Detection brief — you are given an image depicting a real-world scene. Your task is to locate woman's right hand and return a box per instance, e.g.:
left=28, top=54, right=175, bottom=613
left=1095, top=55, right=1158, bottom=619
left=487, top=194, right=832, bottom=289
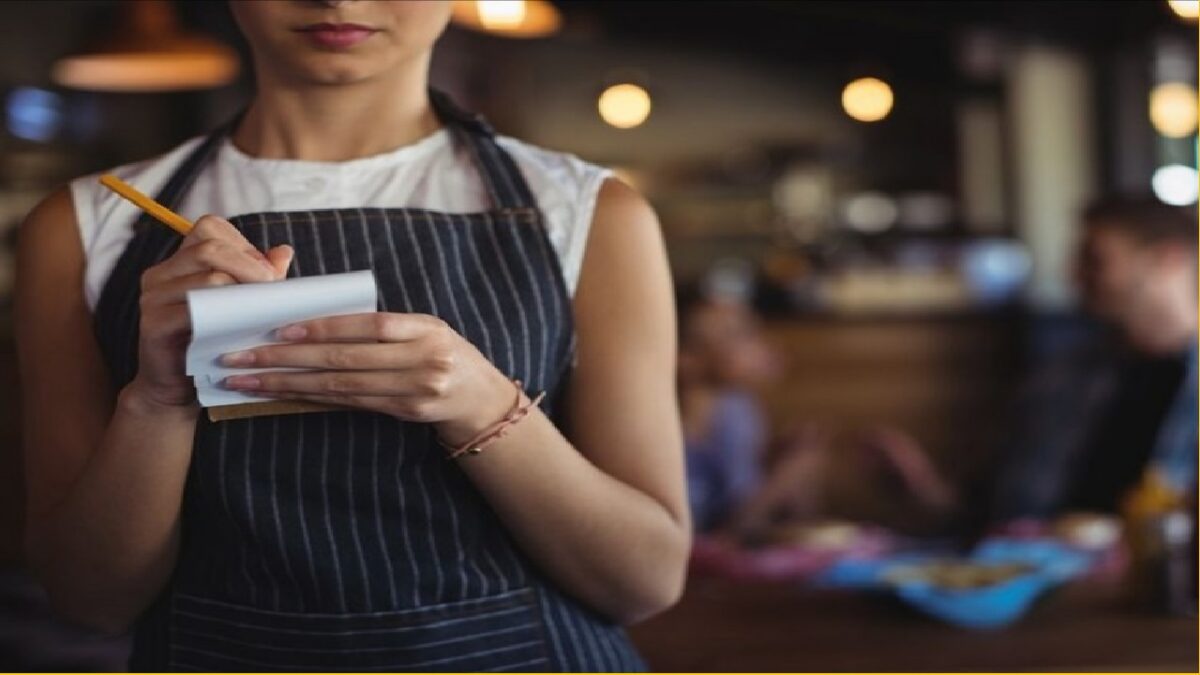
left=128, top=215, right=293, bottom=409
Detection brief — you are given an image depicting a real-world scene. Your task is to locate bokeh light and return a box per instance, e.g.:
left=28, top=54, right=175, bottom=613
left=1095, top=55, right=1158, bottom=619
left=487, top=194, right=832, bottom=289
left=478, top=0, right=526, bottom=29
left=1149, top=82, right=1198, bottom=138
left=1166, top=0, right=1199, bottom=19
left=842, top=77, right=894, bottom=122
left=450, top=1, right=561, bottom=38
left=6, top=87, right=63, bottom=142
left=598, top=83, right=652, bottom=129
left=1151, top=164, right=1199, bottom=205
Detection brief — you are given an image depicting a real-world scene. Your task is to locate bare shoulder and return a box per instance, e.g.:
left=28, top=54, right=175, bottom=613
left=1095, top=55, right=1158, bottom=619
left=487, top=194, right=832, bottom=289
left=16, top=185, right=87, bottom=325
left=20, top=185, right=77, bottom=235
left=593, top=177, right=658, bottom=228
left=581, top=177, right=666, bottom=278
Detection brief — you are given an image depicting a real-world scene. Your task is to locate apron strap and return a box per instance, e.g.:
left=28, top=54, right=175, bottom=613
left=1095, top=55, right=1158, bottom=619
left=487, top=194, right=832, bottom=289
left=132, top=114, right=241, bottom=233
left=429, top=88, right=538, bottom=212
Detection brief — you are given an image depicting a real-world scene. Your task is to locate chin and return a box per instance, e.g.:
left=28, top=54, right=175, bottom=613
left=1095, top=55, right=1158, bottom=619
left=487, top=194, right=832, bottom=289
left=287, top=55, right=387, bottom=86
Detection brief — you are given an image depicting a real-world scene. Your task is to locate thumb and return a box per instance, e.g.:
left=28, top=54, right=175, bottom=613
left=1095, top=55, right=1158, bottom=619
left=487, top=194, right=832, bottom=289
left=265, top=245, right=294, bottom=280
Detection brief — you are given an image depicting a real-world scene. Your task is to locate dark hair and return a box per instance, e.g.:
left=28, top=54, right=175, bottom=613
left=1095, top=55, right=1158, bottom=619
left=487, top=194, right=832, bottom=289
left=1082, top=195, right=1197, bottom=245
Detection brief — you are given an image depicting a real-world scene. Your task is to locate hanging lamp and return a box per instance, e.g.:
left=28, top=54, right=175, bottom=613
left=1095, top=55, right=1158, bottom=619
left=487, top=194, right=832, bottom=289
left=52, top=0, right=239, bottom=93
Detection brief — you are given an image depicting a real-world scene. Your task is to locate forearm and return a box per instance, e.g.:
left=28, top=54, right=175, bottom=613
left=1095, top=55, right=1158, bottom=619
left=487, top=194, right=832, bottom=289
left=453, top=410, right=690, bottom=624
left=27, top=384, right=198, bottom=633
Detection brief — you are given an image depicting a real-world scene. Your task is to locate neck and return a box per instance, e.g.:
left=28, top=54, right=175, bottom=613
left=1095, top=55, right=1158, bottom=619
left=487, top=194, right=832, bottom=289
left=232, top=61, right=441, bottom=162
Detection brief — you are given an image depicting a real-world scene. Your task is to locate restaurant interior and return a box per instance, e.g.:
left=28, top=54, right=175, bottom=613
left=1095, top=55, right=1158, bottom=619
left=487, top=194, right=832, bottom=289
left=0, top=0, right=1197, bottom=671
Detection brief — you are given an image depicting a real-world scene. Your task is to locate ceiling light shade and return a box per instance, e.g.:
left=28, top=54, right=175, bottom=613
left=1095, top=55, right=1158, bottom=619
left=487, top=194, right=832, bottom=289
left=52, top=0, right=238, bottom=92
left=451, top=1, right=562, bottom=38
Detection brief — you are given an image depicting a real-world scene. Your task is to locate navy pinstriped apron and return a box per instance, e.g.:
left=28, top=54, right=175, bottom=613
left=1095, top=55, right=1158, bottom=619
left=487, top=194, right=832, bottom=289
left=92, top=90, right=647, bottom=672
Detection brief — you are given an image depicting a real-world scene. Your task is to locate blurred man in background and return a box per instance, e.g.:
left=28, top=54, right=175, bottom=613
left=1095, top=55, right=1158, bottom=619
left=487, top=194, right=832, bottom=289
left=988, top=196, right=1197, bottom=520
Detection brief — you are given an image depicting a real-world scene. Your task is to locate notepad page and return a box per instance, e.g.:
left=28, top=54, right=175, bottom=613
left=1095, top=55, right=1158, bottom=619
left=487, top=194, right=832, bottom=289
left=185, top=269, right=379, bottom=407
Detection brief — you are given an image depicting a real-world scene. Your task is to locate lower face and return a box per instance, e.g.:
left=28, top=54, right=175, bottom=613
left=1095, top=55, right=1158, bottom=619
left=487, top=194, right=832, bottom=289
left=230, top=0, right=453, bottom=86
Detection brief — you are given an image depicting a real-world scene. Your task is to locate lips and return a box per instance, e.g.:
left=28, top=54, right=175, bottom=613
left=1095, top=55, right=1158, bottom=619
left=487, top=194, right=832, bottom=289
left=296, top=23, right=378, bottom=50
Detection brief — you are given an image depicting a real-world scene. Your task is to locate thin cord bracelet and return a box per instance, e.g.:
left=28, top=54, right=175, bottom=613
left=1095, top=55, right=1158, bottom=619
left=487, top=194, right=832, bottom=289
left=439, top=379, right=546, bottom=459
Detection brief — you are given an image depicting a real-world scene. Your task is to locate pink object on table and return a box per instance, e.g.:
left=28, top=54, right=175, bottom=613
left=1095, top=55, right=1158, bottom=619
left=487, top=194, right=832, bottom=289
left=689, top=530, right=895, bottom=582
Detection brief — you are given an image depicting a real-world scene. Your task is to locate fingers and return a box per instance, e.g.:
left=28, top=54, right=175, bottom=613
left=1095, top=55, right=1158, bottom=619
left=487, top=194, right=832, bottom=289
left=143, top=237, right=277, bottom=289
left=225, top=370, right=433, bottom=398
left=220, top=342, right=425, bottom=370
left=278, top=312, right=445, bottom=343
left=140, top=269, right=238, bottom=307
left=265, top=244, right=294, bottom=279
left=180, top=214, right=254, bottom=250
left=144, top=214, right=281, bottom=287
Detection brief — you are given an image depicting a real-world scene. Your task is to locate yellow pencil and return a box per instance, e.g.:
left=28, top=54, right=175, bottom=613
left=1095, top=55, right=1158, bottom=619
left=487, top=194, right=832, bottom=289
left=99, top=174, right=194, bottom=236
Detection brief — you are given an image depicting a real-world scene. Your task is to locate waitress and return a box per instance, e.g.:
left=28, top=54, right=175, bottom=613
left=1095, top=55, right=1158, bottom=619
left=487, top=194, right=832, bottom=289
left=17, top=1, right=688, bottom=670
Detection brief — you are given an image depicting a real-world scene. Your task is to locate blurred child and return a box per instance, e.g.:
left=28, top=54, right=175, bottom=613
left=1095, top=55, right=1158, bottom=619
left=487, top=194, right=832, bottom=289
left=678, top=286, right=960, bottom=538
left=677, top=288, right=777, bottom=532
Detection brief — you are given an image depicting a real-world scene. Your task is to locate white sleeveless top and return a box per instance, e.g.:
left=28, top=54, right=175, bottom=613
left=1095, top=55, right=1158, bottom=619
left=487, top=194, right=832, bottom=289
left=69, top=129, right=611, bottom=310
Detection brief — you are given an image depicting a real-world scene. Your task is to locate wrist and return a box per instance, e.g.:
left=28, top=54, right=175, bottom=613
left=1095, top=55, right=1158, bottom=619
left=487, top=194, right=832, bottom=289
left=119, top=381, right=200, bottom=421
left=434, top=371, right=526, bottom=447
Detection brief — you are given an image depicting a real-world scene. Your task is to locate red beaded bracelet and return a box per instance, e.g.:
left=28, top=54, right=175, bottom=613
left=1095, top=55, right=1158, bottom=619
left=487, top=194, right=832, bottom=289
left=439, top=379, right=546, bottom=460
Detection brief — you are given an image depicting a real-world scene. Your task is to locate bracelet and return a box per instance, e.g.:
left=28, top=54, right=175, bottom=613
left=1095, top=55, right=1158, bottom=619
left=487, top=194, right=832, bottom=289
left=439, top=379, right=546, bottom=460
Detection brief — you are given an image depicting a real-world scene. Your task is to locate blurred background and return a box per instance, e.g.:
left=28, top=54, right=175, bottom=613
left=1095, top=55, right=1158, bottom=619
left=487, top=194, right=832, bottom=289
left=0, top=0, right=1196, bottom=671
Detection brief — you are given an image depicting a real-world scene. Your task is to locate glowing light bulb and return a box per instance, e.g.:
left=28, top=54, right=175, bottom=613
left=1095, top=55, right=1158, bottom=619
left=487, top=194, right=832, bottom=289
left=1149, top=82, right=1198, bottom=138
left=450, top=0, right=560, bottom=38
left=598, top=83, right=652, bottom=129
left=1167, top=0, right=1199, bottom=19
left=1151, top=164, right=1199, bottom=206
left=842, top=77, right=894, bottom=122
left=477, top=1, right=526, bottom=29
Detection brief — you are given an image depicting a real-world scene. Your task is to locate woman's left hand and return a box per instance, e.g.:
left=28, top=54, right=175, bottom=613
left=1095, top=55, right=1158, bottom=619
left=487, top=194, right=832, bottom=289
left=220, top=312, right=516, bottom=445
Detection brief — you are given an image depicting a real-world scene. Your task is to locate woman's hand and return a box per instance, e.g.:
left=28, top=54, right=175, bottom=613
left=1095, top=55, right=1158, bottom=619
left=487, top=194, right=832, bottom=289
left=131, top=215, right=292, bottom=409
left=219, top=312, right=516, bottom=444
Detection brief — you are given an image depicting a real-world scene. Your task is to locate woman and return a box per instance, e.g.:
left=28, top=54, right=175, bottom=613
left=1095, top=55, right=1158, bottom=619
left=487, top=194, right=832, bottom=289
left=17, top=1, right=688, bottom=670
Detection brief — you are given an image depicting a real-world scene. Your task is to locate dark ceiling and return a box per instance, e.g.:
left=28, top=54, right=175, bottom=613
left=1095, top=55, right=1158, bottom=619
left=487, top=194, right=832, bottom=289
left=559, top=1, right=1195, bottom=83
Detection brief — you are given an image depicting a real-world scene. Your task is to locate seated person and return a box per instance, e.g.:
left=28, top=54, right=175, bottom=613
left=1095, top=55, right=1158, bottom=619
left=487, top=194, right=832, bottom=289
left=989, top=196, right=1197, bottom=520
left=677, top=287, right=775, bottom=533
left=871, top=196, right=1197, bottom=531
left=678, top=287, right=949, bottom=536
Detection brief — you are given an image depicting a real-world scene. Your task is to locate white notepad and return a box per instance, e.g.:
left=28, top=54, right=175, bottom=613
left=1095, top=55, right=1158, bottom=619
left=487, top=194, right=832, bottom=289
left=185, top=270, right=379, bottom=407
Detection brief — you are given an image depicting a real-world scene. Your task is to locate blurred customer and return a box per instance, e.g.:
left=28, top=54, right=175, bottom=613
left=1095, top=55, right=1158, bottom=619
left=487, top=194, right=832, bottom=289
left=874, top=197, right=1197, bottom=530
left=991, top=196, right=1197, bottom=519
left=678, top=287, right=948, bottom=535
left=678, top=287, right=777, bottom=532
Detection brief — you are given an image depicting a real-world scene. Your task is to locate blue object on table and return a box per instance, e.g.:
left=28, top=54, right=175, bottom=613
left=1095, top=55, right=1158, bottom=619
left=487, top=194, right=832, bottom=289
left=815, top=537, right=1095, bottom=629
left=891, top=568, right=1055, bottom=629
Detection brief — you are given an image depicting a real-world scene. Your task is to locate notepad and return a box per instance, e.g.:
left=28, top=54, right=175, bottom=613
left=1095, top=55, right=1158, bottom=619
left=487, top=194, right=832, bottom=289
left=186, top=270, right=379, bottom=416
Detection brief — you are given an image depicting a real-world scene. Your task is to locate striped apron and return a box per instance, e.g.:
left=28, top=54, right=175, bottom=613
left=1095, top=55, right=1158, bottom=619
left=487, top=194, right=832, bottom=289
left=92, top=90, right=647, bottom=672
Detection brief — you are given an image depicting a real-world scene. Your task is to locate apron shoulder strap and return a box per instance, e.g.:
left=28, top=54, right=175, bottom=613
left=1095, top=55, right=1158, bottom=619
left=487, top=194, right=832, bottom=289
left=132, top=115, right=239, bottom=233
left=429, top=88, right=537, bottom=212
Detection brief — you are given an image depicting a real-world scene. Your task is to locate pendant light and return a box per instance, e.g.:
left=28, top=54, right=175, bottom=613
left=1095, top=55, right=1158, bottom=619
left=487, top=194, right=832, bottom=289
left=52, top=0, right=239, bottom=93
left=450, top=1, right=562, bottom=39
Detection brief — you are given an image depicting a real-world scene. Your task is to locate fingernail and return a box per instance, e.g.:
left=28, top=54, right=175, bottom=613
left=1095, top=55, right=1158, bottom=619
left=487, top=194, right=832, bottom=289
left=221, top=350, right=256, bottom=366
left=224, top=375, right=260, bottom=389
left=277, top=325, right=307, bottom=340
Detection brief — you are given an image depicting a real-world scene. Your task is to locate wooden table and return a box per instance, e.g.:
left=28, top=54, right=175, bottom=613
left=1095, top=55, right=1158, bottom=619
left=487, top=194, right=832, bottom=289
left=628, top=576, right=1198, bottom=672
